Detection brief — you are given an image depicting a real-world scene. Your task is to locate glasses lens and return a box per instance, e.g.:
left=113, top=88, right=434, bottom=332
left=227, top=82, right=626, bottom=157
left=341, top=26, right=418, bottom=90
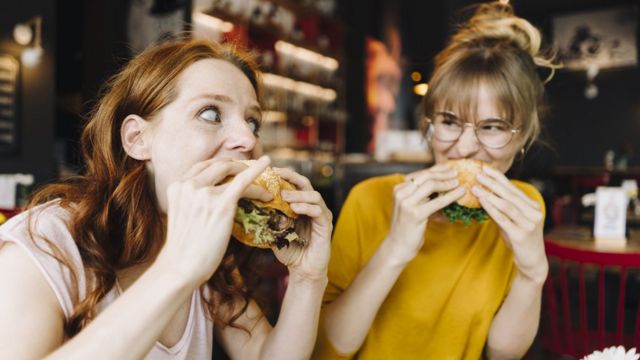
left=432, top=115, right=463, bottom=142
left=476, top=120, right=513, bottom=148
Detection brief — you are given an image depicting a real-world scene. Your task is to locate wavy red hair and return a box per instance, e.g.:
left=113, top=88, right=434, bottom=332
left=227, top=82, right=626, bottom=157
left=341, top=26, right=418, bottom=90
left=27, top=38, right=265, bottom=336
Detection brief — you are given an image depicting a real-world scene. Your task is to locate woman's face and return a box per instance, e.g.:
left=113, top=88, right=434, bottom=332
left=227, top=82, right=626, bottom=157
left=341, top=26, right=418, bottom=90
left=143, top=58, right=261, bottom=212
left=430, top=83, right=524, bottom=173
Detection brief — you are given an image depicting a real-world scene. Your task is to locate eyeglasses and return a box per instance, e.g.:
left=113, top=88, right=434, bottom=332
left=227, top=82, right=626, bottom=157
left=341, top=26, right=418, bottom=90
left=426, top=111, right=521, bottom=149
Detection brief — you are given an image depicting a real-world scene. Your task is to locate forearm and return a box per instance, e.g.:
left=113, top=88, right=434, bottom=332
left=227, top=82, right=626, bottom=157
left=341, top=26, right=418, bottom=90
left=259, top=274, right=327, bottom=360
left=486, top=272, right=545, bottom=360
left=46, top=264, right=193, bottom=360
left=322, top=239, right=409, bottom=355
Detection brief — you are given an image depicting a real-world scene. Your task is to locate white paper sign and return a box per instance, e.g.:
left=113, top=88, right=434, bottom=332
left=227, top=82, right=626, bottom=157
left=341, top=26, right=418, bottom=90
left=0, top=175, right=17, bottom=209
left=594, top=187, right=628, bottom=245
left=0, top=174, right=34, bottom=209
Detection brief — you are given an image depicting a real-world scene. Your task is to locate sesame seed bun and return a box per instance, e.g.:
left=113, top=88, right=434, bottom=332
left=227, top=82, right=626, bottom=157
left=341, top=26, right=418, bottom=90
left=236, top=160, right=297, bottom=219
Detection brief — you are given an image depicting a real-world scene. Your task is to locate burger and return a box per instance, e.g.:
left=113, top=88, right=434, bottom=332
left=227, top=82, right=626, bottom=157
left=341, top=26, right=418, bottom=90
left=231, top=160, right=305, bottom=249
left=442, top=159, right=489, bottom=226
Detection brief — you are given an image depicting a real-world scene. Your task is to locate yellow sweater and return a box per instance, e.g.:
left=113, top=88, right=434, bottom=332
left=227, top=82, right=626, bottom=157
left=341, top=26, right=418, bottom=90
left=314, top=174, right=544, bottom=360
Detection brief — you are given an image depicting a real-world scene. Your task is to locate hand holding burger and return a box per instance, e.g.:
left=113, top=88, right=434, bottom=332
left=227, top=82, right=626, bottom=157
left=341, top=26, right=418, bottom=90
left=231, top=160, right=306, bottom=249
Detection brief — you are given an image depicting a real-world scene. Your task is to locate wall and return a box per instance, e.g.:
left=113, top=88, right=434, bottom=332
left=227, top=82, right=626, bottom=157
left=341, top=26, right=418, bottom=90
left=520, top=0, right=640, bottom=168
left=0, top=0, right=56, bottom=186
left=545, top=68, right=640, bottom=167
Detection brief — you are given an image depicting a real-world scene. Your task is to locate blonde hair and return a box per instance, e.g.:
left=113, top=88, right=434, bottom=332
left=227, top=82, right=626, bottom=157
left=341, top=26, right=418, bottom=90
left=422, top=1, right=560, bottom=149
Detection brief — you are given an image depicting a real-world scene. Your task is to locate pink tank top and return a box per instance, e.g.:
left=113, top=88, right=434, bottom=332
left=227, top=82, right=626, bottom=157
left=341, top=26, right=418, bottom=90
left=0, top=203, right=213, bottom=359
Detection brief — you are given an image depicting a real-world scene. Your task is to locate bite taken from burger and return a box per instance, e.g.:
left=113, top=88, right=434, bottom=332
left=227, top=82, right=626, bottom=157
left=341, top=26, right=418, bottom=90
left=442, top=159, right=489, bottom=226
left=232, top=160, right=306, bottom=249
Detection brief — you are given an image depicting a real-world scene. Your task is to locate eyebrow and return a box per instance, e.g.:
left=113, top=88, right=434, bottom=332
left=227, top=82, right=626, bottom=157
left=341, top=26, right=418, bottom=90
left=191, top=93, right=261, bottom=113
left=436, top=110, right=506, bottom=122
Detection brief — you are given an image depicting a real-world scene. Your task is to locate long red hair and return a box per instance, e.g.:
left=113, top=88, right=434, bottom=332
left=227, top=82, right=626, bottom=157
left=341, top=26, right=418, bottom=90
left=28, top=38, right=265, bottom=336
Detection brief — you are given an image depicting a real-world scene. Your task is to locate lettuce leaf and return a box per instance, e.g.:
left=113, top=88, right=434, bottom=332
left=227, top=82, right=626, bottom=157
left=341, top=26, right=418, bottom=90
left=443, top=203, right=488, bottom=227
left=235, top=206, right=274, bottom=246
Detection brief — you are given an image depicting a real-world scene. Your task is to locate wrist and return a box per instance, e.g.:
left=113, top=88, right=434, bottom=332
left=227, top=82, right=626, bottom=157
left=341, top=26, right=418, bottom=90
left=287, top=271, right=328, bottom=289
left=380, top=237, right=417, bottom=267
left=515, top=266, right=548, bottom=288
left=150, top=253, right=203, bottom=290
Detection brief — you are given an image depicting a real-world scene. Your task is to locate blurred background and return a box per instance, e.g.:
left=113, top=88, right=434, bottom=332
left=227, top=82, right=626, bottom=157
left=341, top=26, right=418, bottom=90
left=0, top=0, right=639, bottom=219
left=1, top=0, right=640, bottom=358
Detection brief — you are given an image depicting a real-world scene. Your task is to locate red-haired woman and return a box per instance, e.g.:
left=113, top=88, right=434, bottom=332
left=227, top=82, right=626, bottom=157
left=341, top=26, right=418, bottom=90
left=0, top=39, right=332, bottom=359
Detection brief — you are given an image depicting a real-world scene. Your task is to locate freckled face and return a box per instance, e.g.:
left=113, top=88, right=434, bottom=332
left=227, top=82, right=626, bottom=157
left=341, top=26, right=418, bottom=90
left=143, top=58, right=262, bottom=211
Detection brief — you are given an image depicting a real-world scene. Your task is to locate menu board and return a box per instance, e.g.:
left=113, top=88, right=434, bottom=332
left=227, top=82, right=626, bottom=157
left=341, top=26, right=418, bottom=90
left=0, top=55, right=19, bottom=153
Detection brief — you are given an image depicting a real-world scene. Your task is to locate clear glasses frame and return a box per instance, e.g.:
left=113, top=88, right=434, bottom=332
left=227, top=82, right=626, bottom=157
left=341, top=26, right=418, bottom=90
left=425, top=111, right=521, bottom=149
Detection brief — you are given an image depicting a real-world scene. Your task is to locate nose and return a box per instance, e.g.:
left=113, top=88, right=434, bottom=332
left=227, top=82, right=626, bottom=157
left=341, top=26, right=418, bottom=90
left=455, top=123, right=480, bottom=156
left=224, top=119, right=257, bottom=153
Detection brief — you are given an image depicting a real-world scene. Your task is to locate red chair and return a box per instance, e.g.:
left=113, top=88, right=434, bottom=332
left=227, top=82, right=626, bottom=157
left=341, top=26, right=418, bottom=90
left=542, top=240, right=640, bottom=358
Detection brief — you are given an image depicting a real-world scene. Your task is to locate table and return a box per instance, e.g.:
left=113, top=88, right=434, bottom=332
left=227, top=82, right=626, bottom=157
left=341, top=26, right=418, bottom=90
left=545, top=226, right=640, bottom=253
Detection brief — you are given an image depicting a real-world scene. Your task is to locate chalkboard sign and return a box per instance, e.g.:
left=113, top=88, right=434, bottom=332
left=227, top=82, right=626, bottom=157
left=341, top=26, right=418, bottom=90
left=0, top=55, right=19, bottom=153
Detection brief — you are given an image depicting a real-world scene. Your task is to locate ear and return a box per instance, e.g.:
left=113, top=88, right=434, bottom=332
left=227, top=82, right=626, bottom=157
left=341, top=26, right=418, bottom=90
left=121, top=114, right=151, bottom=160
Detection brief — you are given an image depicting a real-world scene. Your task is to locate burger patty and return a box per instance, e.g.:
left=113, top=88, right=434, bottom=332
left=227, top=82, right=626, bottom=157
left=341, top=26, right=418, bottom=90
left=268, top=213, right=295, bottom=232
left=238, top=199, right=298, bottom=248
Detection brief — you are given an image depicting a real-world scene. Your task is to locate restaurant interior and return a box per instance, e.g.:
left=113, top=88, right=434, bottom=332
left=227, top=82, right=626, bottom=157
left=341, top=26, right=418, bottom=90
left=1, top=0, right=640, bottom=358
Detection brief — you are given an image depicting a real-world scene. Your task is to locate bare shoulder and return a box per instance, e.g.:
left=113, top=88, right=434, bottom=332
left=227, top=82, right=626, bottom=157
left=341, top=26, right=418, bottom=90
left=0, top=242, right=65, bottom=358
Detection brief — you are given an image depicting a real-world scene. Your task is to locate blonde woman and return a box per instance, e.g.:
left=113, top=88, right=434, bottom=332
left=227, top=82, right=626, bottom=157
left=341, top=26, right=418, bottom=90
left=315, top=2, right=557, bottom=359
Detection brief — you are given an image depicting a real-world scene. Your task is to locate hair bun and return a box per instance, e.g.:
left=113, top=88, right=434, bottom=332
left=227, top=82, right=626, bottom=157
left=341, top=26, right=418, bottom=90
left=451, top=1, right=560, bottom=80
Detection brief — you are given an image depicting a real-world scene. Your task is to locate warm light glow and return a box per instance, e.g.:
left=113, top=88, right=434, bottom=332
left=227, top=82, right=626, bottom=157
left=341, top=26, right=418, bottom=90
left=192, top=12, right=234, bottom=33
left=320, top=165, right=334, bottom=177
left=13, top=16, right=43, bottom=67
left=0, top=57, right=18, bottom=73
left=275, top=41, right=339, bottom=71
left=414, top=83, right=429, bottom=96
left=410, top=71, right=422, bottom=82
left=13, top=23, right=32, bottom=45
left=262, top=110, right=287, bottom=123
left=262, top=73, right=337, bottom=102
left=21, top=46, right=43, bottom=67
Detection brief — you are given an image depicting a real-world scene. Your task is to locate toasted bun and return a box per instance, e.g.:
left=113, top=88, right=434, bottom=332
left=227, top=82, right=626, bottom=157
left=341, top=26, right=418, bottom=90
left=448, top=159, right=485, bottom=209
left=237, top=160, right=298, bottom=219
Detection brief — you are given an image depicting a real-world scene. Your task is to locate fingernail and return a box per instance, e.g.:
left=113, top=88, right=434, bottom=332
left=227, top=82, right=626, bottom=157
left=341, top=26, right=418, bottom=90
left=281, top=190, right=292, bottom=199
left=472, top=186, right=483, bottom=196
left=476, top=173, right=487, bottom=181
left=451, top=179, right=459, bottom=186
